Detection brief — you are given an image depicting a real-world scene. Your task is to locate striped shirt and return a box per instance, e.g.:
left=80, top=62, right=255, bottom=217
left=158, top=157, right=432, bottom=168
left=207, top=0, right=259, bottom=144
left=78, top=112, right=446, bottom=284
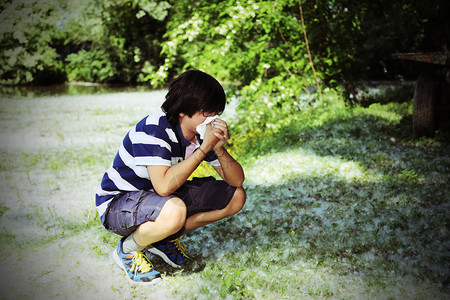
left=95, top=113, right=219, bottom=223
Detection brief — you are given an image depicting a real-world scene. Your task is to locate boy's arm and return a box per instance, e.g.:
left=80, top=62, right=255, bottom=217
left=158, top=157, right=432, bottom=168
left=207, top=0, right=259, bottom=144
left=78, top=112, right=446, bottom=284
left=147, top=156, right=199, bottom=197
left=147, top=129, right=220, bottom=197
left=210, top=119, right=245, bottom=187
left=212, top=148, right=245, bottom=187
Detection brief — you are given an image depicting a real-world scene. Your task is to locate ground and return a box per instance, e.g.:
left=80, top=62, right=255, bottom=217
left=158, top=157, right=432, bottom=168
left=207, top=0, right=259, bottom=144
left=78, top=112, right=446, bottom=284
left=0, top=88, right=448, bottom=299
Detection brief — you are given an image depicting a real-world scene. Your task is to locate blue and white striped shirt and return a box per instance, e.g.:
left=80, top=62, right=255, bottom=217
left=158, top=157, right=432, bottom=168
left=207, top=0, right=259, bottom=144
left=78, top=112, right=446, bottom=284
left=95, top=113, right=219, bottom=223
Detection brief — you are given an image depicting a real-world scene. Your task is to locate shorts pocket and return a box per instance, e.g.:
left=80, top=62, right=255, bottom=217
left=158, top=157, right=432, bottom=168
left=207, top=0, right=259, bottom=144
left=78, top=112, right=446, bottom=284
left=117, top=193, right=142, bottom=231
left=105, top=192, right=140, bottom=236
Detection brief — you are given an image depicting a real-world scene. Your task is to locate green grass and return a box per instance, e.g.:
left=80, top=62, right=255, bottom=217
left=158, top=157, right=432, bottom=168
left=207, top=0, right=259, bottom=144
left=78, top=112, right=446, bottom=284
left=0, top=91, right=448, bottom=299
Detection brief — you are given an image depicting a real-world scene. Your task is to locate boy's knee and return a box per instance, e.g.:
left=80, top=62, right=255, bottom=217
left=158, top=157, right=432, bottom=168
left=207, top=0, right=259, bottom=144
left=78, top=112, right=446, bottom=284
left=226, top=187, right=246, bottom=216
left=159, top=197, right=187, bottom=233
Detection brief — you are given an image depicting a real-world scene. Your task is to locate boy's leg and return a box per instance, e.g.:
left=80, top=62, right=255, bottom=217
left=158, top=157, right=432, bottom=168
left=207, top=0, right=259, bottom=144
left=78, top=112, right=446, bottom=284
left=184, top=186, right=246, bottom=231
left=105, top=191, right=186, bottom=247
left=104, top=190, right=186, bottom=284
left=133, top=196, right=186, bottom=247
left=146, top=181, right=246, bottom=268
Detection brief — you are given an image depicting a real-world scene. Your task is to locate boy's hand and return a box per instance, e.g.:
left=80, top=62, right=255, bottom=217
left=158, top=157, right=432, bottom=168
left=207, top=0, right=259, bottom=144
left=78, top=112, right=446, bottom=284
left=211, top=119, right=229, bottom=154
left=202, top=121, right=221, bottom=150
left=202, top=119, right=229, bottom=151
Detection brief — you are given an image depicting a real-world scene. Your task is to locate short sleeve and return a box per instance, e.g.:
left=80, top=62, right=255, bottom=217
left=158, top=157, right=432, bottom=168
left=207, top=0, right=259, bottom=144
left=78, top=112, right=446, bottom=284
left=130, top=115, right=173, bottom=166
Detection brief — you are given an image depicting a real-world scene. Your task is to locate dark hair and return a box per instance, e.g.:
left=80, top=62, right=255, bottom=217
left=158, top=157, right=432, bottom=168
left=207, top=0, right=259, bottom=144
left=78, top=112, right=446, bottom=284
left=161, top=69, right=226, bottom=125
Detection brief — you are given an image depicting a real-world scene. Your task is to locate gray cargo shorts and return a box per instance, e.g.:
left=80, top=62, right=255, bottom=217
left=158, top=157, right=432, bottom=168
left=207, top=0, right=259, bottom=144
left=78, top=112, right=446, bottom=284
left=103, top=176, right=237, bottom=236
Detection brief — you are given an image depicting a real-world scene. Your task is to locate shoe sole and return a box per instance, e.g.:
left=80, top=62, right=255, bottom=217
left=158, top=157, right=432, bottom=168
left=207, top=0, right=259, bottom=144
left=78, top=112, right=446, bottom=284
left=112, top=250, right=162, bottom=286
left=146, top=247, right=182, bottom=269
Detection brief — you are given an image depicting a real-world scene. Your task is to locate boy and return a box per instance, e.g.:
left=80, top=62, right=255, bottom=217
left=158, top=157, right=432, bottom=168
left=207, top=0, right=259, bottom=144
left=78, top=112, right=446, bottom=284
left=95, top=70, right=246, bottom=285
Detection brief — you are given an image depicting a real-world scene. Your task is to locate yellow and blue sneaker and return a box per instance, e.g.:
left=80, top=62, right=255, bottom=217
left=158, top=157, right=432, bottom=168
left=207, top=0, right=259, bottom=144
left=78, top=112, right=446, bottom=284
left=113, top=238, right=161, bottom=285
left=146, top=236, right=194, bottom=268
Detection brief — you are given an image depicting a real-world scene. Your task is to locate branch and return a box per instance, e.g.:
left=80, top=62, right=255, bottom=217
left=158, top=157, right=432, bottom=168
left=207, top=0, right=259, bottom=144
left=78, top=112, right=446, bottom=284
left=278, top=23, right=293, bottom=53
left=278, top=23, right=310, bottom=96
left=299, top=0, right=322, bottom=101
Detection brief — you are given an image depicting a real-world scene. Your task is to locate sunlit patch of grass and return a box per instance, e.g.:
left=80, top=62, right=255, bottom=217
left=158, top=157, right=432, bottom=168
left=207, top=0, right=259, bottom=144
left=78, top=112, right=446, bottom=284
left=243, top=148, right=377, bottom=188
left=361, top=102, right=412, bottom=124
left=0, top=205, right=104, bottom=248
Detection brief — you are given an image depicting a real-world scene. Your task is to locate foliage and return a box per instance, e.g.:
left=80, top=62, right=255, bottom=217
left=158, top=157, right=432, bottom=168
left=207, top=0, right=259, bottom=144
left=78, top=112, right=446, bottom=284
left=1, top=0, right=448, bottom=101
left=60, top=0, right=170, bottom=83
left=0, top=0, right=170, bottom=84
left=0, top=0, right=65, bottom=84
left=150, top=0, right=449, bottom=130
left=65, top=49, right=115, bottom=82
left=316, top=0, right=450, bottom=101
left=151, top=0, right=324, bottom=131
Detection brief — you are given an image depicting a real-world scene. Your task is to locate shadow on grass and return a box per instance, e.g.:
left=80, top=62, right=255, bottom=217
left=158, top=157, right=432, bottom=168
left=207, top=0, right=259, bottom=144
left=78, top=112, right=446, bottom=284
left=187, top=172, right=448, bottom=291
left=186, top=104, right=449, bottom=292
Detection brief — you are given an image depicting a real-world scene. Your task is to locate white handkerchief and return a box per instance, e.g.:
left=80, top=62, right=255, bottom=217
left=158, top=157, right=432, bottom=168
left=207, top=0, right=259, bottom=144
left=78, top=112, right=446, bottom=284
left=196, top=116, right=219, bottom=139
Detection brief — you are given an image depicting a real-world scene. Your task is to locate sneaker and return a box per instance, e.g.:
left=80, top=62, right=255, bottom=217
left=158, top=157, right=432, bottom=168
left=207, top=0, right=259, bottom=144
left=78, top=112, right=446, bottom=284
left=146, top=236, right=194, bottom=268
left=113, top=238, right=162, bottom=285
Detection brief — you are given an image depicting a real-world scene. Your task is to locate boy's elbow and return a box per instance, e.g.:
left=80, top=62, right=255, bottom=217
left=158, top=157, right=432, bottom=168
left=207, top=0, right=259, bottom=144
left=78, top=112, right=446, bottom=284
left=157, top=190, right=172, bottom=197
left=153, top=184, right=173, bottom=197
left=234, top=174, right=245, bottom=187
left=147, top=166, right=175, bottom=197
left=233, top=179, right=245, bottom=188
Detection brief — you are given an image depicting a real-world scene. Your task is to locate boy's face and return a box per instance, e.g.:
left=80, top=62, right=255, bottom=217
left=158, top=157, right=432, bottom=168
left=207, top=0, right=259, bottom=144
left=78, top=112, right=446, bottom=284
left=179, top=111, right=217, bottom=138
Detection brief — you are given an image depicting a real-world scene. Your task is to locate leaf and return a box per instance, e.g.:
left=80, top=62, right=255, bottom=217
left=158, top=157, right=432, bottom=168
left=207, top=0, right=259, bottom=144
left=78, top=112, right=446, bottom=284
left=225, top=273, right=233, bottom=287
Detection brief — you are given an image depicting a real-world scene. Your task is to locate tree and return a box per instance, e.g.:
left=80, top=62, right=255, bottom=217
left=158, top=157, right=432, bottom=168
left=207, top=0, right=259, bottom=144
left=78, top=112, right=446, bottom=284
left=151, top=0, right=449, bottom=129
left=0, top=0, right=171, bottom=84
left=151, top=0, right=324, bottom=131
left=1, top=0, right=447, bottom=105
left=62, top=0, right=170, bottom=83
left=0, top=0, right=65, bottom=84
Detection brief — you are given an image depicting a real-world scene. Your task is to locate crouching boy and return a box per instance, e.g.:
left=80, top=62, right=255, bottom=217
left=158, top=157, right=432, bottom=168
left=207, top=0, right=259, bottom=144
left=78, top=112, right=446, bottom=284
left=95, top=70, right=246, bottom=284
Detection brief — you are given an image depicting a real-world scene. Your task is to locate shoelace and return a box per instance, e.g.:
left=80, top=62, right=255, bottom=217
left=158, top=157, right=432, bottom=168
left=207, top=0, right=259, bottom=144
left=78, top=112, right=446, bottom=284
left=172, top=236, right=191, bottom=259
left=130, top=251, right=152, bottom=274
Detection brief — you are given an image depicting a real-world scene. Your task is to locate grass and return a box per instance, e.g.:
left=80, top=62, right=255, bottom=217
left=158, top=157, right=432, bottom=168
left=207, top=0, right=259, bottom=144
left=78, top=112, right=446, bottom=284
left=0, top=89, right=448, bottom=299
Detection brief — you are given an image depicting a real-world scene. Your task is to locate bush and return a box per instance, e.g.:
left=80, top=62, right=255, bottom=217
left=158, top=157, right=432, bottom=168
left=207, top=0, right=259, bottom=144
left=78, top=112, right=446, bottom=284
left=65, top=49, right=116, bottom=83
left=0, top=0, right=65, bottom=84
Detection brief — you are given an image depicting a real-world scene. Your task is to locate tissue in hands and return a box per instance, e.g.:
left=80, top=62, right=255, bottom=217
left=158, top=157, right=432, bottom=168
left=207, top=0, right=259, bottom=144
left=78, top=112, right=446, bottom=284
left=196, top=116, right=219, bottom=139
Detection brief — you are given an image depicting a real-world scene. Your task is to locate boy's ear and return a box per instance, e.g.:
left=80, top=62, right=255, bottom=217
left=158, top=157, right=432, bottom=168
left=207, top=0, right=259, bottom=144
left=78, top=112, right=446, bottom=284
left=179, top=112, right=185, bottom=117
